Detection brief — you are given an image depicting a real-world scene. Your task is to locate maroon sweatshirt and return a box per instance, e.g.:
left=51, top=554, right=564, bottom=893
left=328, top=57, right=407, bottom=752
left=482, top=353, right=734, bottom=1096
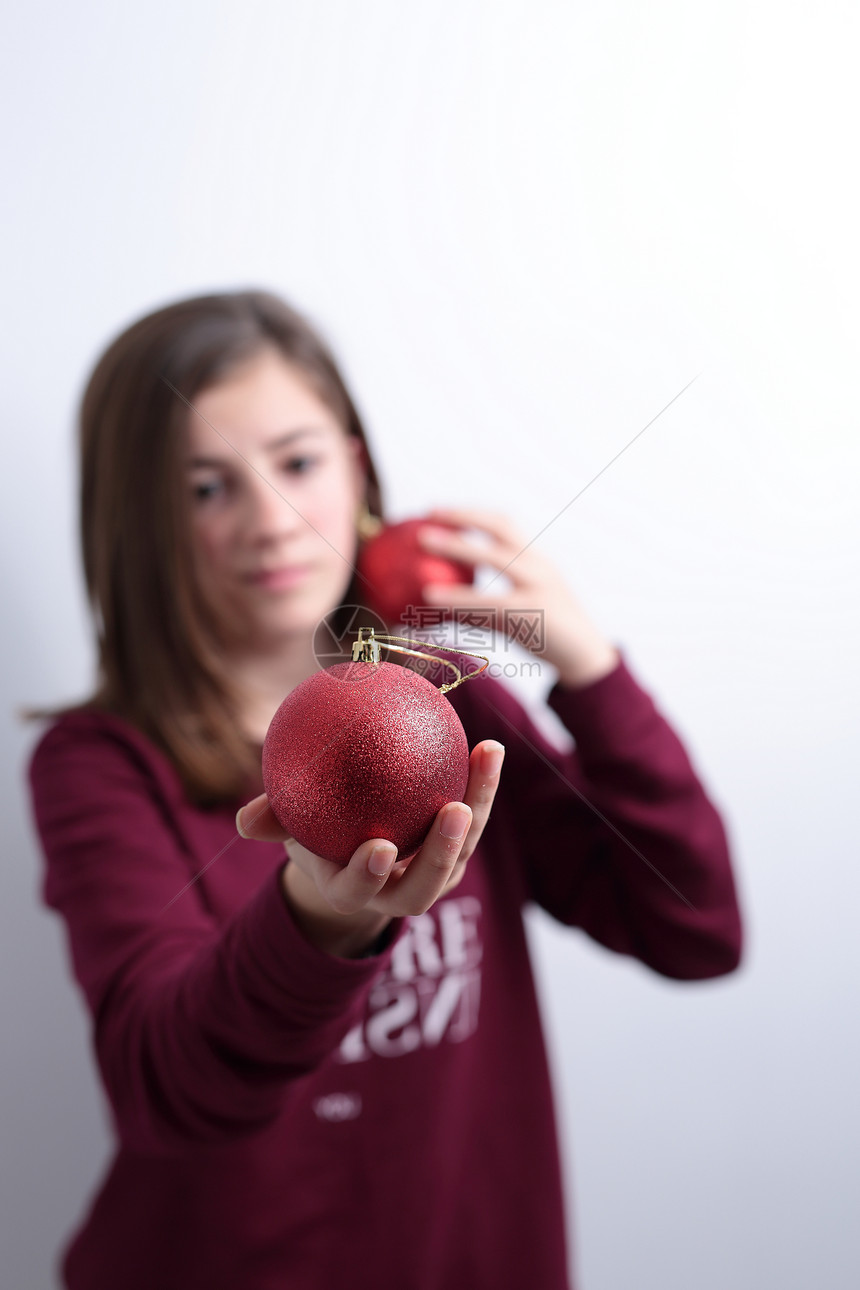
left=28, top=652, right=742, bottom=1290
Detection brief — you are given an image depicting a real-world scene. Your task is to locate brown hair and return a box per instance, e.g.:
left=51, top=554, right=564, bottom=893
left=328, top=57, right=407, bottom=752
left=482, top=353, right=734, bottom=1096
left=40, top=288, right=384, bottom=806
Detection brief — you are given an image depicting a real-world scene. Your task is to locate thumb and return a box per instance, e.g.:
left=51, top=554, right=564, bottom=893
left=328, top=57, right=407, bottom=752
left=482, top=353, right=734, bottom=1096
left=236, top=794, right=292, bottom=842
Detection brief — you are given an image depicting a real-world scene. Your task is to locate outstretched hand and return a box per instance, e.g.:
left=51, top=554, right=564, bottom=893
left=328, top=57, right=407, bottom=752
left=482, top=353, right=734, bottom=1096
left=237, top=739, right=505, bottom=958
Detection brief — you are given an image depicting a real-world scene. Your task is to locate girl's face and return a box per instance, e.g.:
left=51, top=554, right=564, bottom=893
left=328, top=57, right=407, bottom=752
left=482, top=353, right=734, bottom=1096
left=184, top=346, right=366, bottom=655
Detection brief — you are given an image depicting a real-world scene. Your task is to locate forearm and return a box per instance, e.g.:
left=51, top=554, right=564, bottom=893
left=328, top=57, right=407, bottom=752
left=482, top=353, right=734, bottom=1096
left=544, top=662, right=743, bottom=975
left=538, top=594, right=621, bottom=690
left=468, top=658, right=742, bottom=979
left=31, top=720, right=400, bottom=1158
left=95, top=867, right=394, bottom=1154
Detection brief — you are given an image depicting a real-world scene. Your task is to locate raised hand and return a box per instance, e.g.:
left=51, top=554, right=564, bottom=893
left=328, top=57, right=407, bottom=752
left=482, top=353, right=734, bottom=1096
left=417, top=506, right=619, bottom=688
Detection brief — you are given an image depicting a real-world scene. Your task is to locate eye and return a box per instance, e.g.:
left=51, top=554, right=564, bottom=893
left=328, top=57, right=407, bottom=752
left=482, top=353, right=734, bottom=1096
left=190, top=475, right=227, bottom=503
left=282, top=455, right=321, bottom=476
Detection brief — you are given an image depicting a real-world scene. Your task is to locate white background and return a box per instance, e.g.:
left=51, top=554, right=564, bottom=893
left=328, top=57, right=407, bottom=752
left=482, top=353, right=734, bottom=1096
left=1, top=2, right=858, bottom=1286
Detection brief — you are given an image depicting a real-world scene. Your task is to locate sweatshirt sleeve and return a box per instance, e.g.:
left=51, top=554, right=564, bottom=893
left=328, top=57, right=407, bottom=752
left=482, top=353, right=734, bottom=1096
left=458, top=652, right=743, bottom=981
left=27, top=714, right=400, bottom=1157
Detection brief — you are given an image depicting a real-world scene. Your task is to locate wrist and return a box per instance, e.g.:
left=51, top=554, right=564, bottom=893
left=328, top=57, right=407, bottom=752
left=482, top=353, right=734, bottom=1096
left=539, top=600, right=620, bottom=689
left=553, top=640, right=620, bottom=689
left=280, top=861, right=392, bottom=960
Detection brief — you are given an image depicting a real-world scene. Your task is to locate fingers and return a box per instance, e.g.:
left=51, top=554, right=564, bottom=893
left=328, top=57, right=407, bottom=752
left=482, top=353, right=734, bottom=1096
left=458, top=740, right=505, bottom=861
left=375, top=802, right=474, bottom=914
left=376, top=739, right=506, bottom=913
left=236, top=794, right=292, bottom=843
left=439, top=739, right=506, bottom=893
left=417, top=513, right=535, bottom=606
left=423, top=506, right=524, bottom=548
left=287, top=835, right=400, bottom=916
left=417, top=520, right=519, bottom=574
left=241, top=739, right=506, bottom=921
left=420, top=583, right=500, bottom=616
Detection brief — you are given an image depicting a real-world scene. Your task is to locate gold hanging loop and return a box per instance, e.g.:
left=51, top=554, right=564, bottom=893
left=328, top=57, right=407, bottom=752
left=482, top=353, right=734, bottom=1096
left=351, top=627, right=489, bottom=694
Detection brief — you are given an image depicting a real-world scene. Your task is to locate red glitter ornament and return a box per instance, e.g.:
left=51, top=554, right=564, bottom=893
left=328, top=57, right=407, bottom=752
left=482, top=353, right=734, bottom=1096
left=356, top=517, right=473, bottom=625
left=262, top=659, right=471, bottom=867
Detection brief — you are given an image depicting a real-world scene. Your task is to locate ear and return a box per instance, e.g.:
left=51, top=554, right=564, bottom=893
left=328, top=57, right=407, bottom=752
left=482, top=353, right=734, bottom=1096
left=346, top=434, right=368, bottom=502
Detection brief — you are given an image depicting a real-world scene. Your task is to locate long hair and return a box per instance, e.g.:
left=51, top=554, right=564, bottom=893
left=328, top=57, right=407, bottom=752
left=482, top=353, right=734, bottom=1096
left=41, top=289, right=385, bottom=806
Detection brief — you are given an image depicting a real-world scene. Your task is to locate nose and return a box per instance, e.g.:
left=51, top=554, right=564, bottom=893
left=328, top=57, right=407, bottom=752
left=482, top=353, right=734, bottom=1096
left=242, top=472, right=305, bottom=546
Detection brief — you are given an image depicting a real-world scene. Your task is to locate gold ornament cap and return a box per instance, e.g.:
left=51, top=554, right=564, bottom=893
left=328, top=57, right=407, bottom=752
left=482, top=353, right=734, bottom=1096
left=351, top=627, right=488, bottom=694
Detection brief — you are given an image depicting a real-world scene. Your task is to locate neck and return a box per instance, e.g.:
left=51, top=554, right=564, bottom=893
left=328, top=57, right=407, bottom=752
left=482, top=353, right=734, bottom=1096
left=228, top=638, right=327, bottom=744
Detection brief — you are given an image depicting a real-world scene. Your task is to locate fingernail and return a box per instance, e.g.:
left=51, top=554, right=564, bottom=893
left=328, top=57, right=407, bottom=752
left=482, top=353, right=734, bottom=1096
left=235, top=807, right=249, bottom=838
left=440, top=805, right=471, bottom=841
left=368, top=844, right=397, bottom=877
left=480, top=741, right=505, bottom=776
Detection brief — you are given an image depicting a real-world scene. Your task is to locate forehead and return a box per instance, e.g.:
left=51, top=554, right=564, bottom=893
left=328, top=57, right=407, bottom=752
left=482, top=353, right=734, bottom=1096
left=184, top=347, right=344, bottom=454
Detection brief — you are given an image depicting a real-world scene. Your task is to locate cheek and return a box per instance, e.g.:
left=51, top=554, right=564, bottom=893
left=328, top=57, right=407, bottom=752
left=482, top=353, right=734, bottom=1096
left=308, top=473, right=360, bottom=549
left=190, top=516, right=232, bottom=576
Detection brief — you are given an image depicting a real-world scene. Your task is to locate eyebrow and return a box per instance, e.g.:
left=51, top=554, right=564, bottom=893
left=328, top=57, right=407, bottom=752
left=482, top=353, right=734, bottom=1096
left=187, top=425, right=327, bottom=467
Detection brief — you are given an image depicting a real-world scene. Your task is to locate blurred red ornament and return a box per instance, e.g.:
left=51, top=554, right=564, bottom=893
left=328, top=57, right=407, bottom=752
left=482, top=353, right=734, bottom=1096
left=356, top=517, right=473, bottom=625
left=262, top=659, right=470, bottom=867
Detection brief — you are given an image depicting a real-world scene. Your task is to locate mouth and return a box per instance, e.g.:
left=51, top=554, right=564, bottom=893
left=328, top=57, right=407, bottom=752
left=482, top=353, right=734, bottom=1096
left=244, top=565, right=313, bottom=590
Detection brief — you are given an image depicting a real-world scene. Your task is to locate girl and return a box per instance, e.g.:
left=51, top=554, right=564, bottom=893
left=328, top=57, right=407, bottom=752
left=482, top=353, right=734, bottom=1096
left=28, top=288, right=743, bottom=1289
